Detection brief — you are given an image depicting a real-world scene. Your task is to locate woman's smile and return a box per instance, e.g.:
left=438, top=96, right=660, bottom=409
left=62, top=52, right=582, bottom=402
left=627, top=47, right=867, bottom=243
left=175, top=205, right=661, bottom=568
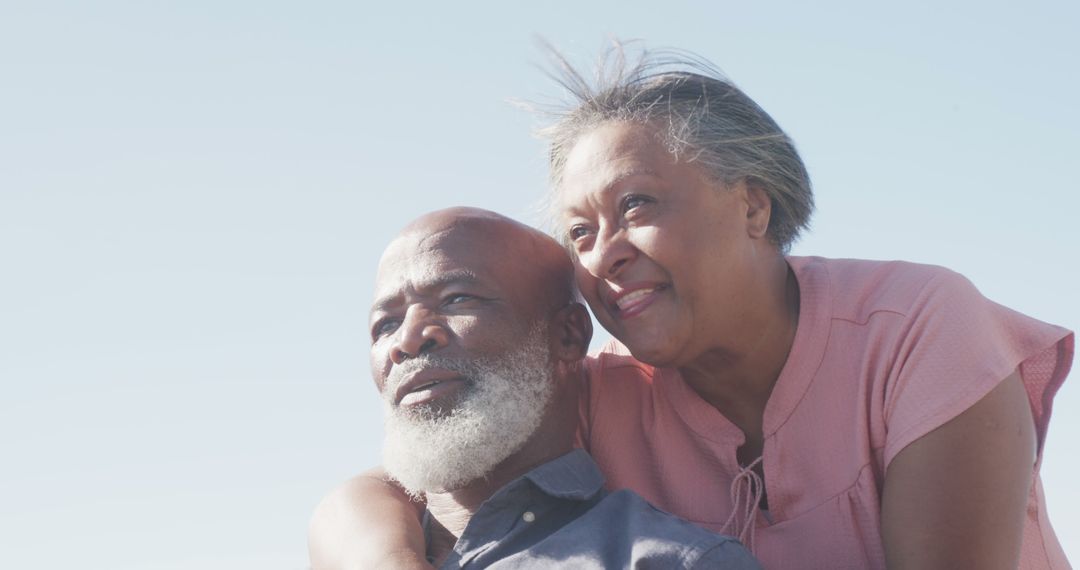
left=609, top=282, right=668, bottom=318
left=558, top=121, right=769, bottom=366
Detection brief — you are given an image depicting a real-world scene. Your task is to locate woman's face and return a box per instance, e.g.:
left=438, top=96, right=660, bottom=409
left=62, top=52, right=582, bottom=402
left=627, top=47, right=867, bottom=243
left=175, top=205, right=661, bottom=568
left=557, top=121, right=772, bottom=366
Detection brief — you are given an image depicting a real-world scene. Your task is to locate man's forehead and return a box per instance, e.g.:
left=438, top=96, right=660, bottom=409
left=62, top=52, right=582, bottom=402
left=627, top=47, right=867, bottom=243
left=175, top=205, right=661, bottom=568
left=376, top=250, right=482, bottom=289
left=370, top=210, right=568, bottom=315
left=380, top=227, right=499, bottom=274
left=372, top=232, right=500, bottom=305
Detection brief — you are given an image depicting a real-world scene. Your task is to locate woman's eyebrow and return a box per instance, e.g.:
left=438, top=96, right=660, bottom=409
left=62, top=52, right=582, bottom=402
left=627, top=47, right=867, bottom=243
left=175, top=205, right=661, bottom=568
left=561, top=169, right=660, bottom=218
left=601, top=168, right=659, bottom=193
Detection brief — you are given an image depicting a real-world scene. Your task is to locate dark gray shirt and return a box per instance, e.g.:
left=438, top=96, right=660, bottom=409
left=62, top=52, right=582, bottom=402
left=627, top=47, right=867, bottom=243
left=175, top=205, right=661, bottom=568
left=428, top=450, right=760, bottom=569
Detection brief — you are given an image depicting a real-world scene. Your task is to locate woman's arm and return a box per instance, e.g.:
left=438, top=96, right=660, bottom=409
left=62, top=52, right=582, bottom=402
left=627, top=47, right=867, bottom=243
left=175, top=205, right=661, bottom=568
left=881, top=370, right=1035, bottom=569
left=308, top=467, right=432, bottom=570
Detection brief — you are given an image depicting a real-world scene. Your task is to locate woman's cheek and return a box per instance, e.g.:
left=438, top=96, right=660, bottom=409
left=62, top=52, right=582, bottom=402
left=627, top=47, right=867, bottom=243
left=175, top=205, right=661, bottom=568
left=573, top=272, right=605, bottom=314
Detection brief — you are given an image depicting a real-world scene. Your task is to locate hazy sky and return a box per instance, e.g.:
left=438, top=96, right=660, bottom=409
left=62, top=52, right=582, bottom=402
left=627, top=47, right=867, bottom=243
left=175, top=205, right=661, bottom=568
left=2, top=1, right=1077, bottom=568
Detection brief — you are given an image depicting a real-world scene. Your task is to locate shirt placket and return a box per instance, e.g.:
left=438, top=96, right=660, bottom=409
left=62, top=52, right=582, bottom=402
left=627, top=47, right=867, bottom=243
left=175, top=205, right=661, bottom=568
left=453, top=483, right=553, bottom=567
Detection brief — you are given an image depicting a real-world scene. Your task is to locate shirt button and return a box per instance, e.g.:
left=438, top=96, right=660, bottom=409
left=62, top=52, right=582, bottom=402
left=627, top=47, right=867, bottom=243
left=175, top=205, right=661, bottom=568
left=522, top=511, right=536, bottom=523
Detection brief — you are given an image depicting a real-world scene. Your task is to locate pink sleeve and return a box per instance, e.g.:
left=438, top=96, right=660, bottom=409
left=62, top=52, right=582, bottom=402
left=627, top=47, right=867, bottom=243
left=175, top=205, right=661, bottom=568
left=882, top=269, right=1074, bottom=468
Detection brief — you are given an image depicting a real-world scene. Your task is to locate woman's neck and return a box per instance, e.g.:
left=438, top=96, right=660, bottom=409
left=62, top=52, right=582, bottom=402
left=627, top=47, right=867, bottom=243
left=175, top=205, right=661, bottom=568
left=677, top=256, right=800, bottom=442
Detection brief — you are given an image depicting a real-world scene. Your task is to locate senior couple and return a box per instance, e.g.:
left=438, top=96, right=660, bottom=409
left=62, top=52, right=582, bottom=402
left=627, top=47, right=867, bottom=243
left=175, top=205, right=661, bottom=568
left=310, top=50, right=1074, bottom=569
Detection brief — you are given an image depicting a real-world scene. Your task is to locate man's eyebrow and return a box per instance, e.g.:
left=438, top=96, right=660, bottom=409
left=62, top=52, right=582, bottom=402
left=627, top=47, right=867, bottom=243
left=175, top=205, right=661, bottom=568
left=370, top=269, right=481, bottom=314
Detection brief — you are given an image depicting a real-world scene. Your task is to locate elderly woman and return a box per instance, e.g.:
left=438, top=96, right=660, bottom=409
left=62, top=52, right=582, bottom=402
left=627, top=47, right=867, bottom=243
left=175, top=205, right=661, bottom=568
left=311, top=50, right=1073, bottom=569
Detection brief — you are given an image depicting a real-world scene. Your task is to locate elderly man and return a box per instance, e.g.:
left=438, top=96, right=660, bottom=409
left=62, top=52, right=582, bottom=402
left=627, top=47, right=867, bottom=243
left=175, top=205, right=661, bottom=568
left=309, top=207, right=759, bottom=569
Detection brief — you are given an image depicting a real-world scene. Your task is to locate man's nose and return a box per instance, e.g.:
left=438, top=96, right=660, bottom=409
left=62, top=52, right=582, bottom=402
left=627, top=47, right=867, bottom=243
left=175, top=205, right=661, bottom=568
left=389, top=307, right=449, bottom=365
left=580, top=224, right=635, bottom=279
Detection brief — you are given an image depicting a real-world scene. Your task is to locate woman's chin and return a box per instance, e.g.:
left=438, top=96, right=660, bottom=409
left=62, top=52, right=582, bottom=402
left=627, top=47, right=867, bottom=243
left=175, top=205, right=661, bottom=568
left=620, top=334, right=682, bottom=368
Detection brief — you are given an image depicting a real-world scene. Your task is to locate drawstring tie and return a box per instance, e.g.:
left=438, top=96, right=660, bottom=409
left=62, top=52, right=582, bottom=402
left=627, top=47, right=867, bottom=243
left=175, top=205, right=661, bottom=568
left=720, top=456, right=764, bottom=554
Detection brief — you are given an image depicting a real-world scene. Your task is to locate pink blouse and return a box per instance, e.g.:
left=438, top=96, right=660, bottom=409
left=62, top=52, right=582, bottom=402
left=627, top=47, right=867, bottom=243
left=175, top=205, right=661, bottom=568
left=576, top=256, right=1073, bottom=569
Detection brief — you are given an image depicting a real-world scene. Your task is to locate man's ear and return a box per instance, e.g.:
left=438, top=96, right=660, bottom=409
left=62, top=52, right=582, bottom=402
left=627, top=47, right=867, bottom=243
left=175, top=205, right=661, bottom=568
left=550, top=302, right=592, bottom=362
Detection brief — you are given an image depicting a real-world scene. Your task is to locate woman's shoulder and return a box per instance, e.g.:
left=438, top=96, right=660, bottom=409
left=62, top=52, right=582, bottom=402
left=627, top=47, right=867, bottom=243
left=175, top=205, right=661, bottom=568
left=789, top=255, right=980, bottom=322
left=588, top=338, right=655, bottom=376
left=795, top=255, right=956, bottom=278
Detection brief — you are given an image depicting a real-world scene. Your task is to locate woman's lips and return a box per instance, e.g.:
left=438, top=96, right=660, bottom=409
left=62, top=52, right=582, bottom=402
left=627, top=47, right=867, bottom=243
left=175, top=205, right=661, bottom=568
left=610, top=283, right=667, bottom=319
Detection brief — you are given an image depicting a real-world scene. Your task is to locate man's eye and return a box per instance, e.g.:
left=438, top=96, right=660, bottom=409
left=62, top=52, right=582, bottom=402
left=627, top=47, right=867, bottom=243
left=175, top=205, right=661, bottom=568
left=371, top=319, right=400, bottom=339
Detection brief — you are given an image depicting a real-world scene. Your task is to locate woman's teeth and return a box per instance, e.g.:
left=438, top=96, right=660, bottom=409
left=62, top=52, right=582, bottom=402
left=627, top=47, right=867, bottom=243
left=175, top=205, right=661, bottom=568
left=616, top=287, right=659, bottom=310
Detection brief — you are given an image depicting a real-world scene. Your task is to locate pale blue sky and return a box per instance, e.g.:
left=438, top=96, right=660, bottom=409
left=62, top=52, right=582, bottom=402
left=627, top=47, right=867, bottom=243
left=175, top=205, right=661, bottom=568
left=1, top=1, right=1077, bottom=568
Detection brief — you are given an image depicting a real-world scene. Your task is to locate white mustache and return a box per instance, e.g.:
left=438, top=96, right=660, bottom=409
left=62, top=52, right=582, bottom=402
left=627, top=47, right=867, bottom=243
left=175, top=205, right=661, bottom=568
left=383, top=355, right=478, bottom=404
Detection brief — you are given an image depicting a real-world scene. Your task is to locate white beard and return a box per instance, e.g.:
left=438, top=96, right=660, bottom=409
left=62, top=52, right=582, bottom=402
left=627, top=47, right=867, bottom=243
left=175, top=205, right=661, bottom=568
left=380, top=324, right=554, bottom=498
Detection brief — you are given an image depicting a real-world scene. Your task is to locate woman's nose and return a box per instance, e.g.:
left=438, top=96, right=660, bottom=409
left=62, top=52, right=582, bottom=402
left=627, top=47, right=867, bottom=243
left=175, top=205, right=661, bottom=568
left=580, top=225, right=634, bottom=279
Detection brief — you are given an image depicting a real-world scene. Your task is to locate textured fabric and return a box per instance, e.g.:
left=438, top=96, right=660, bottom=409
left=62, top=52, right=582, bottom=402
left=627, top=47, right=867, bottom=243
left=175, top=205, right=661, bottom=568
left=576, top=256, right=1074, bottom=569
left=432, top=449, right=760, bottom=569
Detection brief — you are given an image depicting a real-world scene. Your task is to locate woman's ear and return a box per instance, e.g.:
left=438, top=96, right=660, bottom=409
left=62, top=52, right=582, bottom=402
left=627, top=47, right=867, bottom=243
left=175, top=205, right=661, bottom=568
left=550, top=302, right=593, bottom=362
left=743, top=180, right=772, bottom=240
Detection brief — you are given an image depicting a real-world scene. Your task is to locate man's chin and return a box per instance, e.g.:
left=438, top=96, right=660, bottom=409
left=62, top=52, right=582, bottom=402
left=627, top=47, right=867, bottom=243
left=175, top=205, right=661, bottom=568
left=419, top=482, right=459, bottom=495
left=382, top=410, right=530, bottom=499
left=381, top=326, right=554, bottom=497
left=383, top=454, right=488, bottom=499
left=394, top=399, right=464, bottom=422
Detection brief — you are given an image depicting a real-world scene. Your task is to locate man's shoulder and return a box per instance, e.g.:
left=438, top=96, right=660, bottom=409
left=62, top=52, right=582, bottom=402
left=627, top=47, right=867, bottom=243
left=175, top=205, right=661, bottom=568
left=459, top=452, right=760, bottom=569
left=500, top=486, right=759, bottom=569
left=586, top=489, right=758, bottom=567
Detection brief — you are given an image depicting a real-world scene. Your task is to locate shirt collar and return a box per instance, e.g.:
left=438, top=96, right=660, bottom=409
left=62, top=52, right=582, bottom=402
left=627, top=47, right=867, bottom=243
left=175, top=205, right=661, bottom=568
left=426, top=450, right=606, bottom=567
left=522, top=449, right=605, bottom=501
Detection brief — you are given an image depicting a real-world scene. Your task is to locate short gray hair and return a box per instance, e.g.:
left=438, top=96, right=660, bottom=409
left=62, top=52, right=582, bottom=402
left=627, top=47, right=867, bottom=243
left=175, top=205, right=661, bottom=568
left=540, top=45, right=814, bottom=251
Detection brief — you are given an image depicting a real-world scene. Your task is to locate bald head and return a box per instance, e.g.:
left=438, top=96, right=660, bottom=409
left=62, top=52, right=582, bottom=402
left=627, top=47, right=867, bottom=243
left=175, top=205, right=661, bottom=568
left=377, top=207, right=576, bottom=322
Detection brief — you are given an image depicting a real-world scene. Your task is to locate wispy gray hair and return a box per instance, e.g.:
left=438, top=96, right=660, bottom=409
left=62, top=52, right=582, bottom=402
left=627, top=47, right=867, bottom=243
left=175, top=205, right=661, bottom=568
left=538, top=42, right=814, bottom=251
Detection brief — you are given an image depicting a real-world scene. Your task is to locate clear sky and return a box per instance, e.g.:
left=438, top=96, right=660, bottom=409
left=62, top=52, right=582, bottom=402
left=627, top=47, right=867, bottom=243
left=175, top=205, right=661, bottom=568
left=1, top=1, right=1077, bottom=568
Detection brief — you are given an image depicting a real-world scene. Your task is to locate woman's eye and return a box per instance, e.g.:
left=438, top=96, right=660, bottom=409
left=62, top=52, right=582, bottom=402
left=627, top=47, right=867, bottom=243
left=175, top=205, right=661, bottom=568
left=568, top=225, right=591, bottom=241
left=621, top=194, right=652, bottom=213
left=443, top=294, right=473, bottom=306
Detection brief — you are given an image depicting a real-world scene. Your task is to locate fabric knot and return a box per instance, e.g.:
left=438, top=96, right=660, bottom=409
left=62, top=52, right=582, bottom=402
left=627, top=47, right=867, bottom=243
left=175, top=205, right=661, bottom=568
left=719, top=456, right=764, bottom=554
